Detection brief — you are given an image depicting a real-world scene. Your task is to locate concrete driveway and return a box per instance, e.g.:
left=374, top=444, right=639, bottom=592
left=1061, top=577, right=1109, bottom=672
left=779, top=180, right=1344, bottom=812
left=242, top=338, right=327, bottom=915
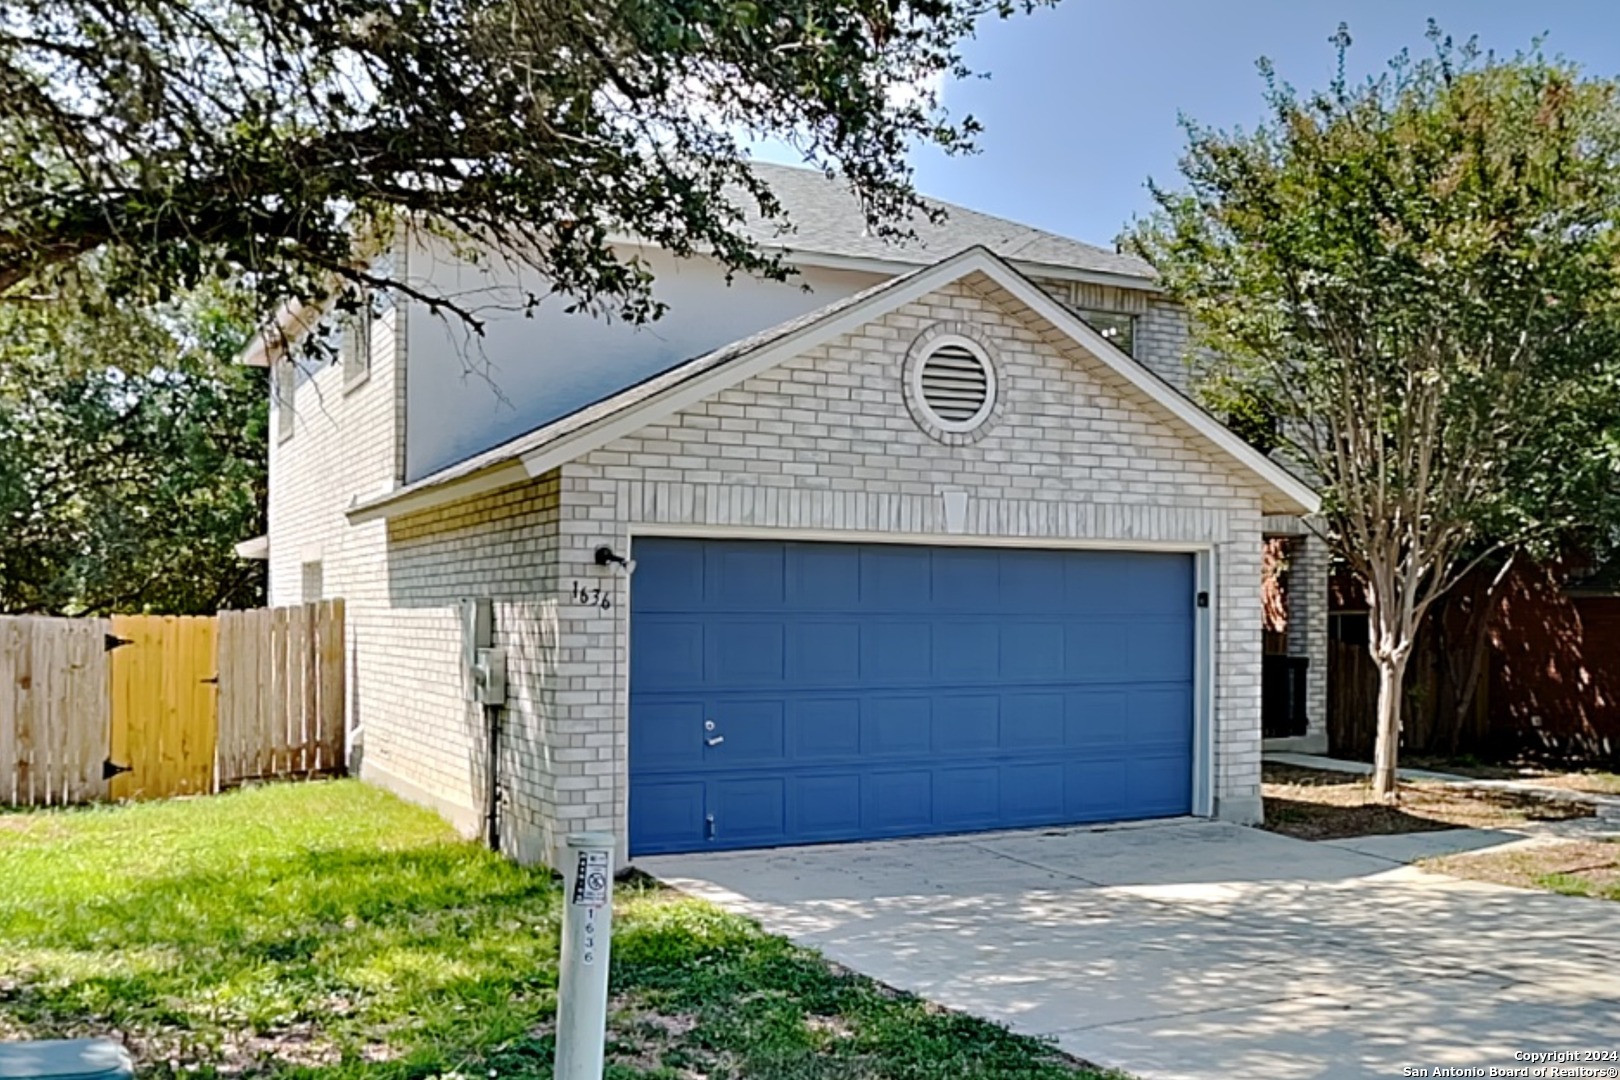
left=639, top=821, right=1620, bottom=1080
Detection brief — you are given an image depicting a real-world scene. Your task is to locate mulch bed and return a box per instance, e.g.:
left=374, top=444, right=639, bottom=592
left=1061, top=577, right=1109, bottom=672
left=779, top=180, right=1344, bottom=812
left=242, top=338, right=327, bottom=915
left=1261, top=763, right=1594, bottom=841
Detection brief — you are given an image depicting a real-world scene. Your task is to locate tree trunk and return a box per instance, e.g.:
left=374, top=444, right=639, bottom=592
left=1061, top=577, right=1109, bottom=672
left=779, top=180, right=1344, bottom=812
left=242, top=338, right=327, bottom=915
left=1371, top=654, right=1408, bottom=802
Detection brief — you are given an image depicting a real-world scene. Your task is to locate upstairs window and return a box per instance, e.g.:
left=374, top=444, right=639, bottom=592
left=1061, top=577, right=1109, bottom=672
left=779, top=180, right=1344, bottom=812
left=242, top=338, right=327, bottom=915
left=340, top=299, right=373, bottom=389
left=1075, top=308, right=1135, bottom=357
left=275, top=360, right=295, bottom=443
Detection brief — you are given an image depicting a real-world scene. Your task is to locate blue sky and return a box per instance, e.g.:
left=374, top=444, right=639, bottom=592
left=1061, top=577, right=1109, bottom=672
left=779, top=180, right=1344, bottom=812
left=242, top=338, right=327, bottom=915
left=818, top=1, right=1620, bottom=249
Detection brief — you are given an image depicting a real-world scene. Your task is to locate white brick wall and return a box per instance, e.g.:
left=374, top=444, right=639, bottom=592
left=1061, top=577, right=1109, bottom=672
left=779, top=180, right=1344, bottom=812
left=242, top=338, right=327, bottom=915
left=549, top=273, right=1269, bottom=861
left=266, top=282, right=503, bottom=838
left=271, top=268, right=1274, bottom=866
left=380, top=479, right=564, bottom=860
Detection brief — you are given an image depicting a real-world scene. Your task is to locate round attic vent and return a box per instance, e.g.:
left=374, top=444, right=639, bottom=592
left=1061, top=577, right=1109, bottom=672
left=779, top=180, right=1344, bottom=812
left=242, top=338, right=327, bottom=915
left=913, top=337, right=996, bottom=432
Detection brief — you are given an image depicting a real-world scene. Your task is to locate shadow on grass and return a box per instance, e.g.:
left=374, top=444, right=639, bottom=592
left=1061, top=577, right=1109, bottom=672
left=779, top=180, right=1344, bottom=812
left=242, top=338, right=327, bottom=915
left=2, top=786, right=1109, bottom=1080
left=4, top=835, right=565, bottom=1079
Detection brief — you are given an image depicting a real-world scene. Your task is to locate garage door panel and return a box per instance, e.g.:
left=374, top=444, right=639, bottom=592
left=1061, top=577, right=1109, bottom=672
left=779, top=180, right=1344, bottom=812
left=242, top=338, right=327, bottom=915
left=707, top=544, right=785, bottom=607
left=631, top=541, right=705, bottom=611
left=1063, top=689, right=1130, bottom=745
left=932, top=549, right=1001, bottom=611
left=1120, top=555, right=1195, bottom=615
left=932, top=621, right=1000, bottom=681
left=788, top=621, right=862, bottom=684
left=864, top=695, right=932, bottom=756
left=937, top=766, right=999, bottom=827
left=1064, top=553, right=1140, bottom=613
left=792, top=698, right=862, bottom=758
left=864, top=769, right=933, bottom=832
left=1129, top=752, right=1194, bottom=815
left=793, top=774, right=863, bottom=837
left=862, top=621, right=932, bottom=681
left=998, top=550, right=1069, bottom=611
left=1001, top=691, right=1065, bottom=748
left=713, top=699, right=786, bottom=764
left=1003, top=761, right=1066, bottom=820
left=1065, top=759, right=1132, bottom=819
left=1131, top=687, right=1195, bottom=743
left=861, top=547, right=931, bottom=609
left=632, top=779, right=707, bottom=851
left=789, top=544, right=863, bottom=609
left=630, top=698, right=705, bottom=768
left=1001, top=621, right=1065, bottom=680
left=631, top=618, right=704, bottom=688
left=1063, top=622, right=1131, bottom=678
left=705, top=621, right=784, bottom=685
left=630, top=539, right=1196, bottom=856
left=1128, top=620, right=1196, bottom=679
left=932, top=694, right=1000, bottom=752
left=712, top=776, right=787, bottom=846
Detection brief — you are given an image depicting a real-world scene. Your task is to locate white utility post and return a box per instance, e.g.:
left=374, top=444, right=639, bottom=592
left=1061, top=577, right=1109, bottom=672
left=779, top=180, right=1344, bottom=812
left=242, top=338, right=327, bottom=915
left=554, top=832, right=615, bottom=1080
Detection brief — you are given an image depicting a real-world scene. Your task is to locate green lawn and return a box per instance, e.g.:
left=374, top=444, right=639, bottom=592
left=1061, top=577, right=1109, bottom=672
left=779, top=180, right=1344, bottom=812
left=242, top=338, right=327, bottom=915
left=0, top=781, right=1109, bottom=1080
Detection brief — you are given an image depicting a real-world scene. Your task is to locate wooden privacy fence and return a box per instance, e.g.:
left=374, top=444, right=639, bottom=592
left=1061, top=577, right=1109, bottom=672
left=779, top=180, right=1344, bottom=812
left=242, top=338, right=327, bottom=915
left=217, top=603, right=345, bottom=786
left=0, top=618, right=110, bottom=807
left=1328, top=637, right=1490, bottom=759
left=0, top=601, right=344, bottom=807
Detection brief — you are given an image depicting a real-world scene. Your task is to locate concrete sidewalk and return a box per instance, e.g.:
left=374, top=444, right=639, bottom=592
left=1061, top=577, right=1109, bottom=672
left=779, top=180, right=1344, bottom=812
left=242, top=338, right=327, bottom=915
left=641, top=821, right=1620, bottom=1080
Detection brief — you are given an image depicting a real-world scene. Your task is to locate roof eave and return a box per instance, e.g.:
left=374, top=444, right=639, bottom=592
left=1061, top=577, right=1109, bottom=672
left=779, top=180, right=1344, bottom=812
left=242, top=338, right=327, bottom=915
left=348, top=244, right=1317, bottom=523
left=347, top=460, right=530, bottom=524
left=769, top=245, right=1163, bottom=294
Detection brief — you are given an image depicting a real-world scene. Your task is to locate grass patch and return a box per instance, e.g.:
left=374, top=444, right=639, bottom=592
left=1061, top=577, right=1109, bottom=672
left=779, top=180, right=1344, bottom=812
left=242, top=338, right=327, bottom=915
left=1423, top=839, right=1620, bottom=900
left=0, top=780, right=1111, bottom=1080
left=1260, top=764, right=1593, bottom=841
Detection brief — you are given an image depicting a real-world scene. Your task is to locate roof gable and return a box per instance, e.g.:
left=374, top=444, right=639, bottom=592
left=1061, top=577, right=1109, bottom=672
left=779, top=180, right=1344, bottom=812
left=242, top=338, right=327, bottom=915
left=349, top=247, right=1317, bottom=522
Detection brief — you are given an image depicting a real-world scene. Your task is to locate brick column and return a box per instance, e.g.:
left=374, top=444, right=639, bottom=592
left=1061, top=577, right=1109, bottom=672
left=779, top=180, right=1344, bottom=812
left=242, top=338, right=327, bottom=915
left=1285, top=526, right=1330, bottom=751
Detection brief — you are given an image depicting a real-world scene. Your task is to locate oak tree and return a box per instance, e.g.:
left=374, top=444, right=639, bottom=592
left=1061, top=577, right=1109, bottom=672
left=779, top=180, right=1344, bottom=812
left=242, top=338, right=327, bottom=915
left=0, top=279, right=266, bottom=615
left=1, top=0, right=1050, bottom=332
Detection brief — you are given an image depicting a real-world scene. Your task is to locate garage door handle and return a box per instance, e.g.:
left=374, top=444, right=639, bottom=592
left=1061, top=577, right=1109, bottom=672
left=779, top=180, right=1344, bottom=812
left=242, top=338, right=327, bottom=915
left=705, top=735, right=725, bottom=747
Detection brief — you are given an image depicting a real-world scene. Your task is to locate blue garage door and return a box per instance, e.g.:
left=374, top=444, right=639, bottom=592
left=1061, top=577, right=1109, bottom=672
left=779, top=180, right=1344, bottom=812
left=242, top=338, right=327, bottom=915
left=629, top=538, right=1196, bottom=856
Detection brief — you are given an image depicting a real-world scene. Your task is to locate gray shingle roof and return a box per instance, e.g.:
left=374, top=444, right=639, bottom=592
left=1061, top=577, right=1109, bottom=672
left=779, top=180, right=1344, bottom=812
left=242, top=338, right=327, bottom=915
left=741, top=162, right=1156, bottom=281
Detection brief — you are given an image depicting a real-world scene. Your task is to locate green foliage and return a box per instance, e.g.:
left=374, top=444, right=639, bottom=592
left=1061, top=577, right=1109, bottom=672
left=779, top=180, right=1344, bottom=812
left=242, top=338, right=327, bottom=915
left=0, top=278, right=266, bottom=615
left=0, top=781, right=1109, bottom=1080
left=1132, top=24, right=1620, bottom=633
left=1, top=0, right=1053, bottom=332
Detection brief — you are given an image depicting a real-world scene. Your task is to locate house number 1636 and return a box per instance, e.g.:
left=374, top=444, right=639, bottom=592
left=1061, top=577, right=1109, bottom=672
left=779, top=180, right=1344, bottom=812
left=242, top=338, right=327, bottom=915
left=570, top=581, right=612, bottom=611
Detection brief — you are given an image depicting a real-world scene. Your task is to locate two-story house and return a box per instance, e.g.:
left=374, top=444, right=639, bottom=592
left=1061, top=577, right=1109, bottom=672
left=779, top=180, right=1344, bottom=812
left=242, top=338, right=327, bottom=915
left=248, top=163, right=1324, bottom=866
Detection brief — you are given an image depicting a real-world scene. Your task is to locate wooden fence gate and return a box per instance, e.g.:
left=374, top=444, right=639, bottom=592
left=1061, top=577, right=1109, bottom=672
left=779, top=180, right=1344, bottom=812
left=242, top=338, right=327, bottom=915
left=1, top=601, right=344, bottom=806
left=108, top=615, right=218, bottom=800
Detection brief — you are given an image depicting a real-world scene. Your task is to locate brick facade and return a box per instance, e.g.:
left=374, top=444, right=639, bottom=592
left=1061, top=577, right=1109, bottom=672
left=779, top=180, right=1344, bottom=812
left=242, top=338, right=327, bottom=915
left=1261, top=516, right=1331, bottom=752
left=1029, top=278, right=1196, bottom=394
left=270, top=267, right=1280, bottom=868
